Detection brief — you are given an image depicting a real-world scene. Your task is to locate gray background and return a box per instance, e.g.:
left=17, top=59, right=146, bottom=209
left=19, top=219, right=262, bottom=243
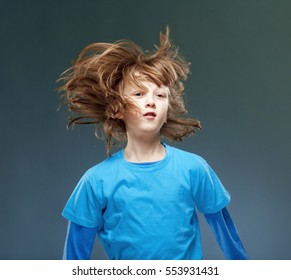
left=1, top=0, right=290, bottom=260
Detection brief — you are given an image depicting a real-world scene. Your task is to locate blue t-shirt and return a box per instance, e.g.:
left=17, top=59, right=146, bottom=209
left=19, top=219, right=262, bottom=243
left=62, top=144, right=230, bottom=260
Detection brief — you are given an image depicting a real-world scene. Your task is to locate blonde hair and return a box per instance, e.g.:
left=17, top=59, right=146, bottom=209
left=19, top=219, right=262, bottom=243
left=57, top=26, right=201, bottom=155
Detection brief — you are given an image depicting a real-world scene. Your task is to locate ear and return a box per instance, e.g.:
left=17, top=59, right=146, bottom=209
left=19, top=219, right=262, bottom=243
left=114, top=112, right=123, bottom=119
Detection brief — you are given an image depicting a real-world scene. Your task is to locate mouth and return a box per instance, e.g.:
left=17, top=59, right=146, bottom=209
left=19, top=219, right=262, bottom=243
left=143, top=112, right=157, bottom=118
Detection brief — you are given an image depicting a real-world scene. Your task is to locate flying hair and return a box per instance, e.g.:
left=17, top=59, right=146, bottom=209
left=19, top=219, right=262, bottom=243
left=57, top=26, right=201, bottom=155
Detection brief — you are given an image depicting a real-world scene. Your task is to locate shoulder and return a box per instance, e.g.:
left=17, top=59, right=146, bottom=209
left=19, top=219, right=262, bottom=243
left=82, top=150, right=123, bottom=181
left=165, top=144, right=215, bottom=180
left=166, top=144, right=207, bottom=167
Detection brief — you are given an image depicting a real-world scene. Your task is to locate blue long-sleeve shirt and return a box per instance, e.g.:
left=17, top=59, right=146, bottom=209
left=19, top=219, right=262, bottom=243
left=63, top=207, right=248, bottom=260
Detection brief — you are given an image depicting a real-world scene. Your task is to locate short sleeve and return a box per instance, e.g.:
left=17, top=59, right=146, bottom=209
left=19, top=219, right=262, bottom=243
left=192, top=159, right=231, bottom=214
left=62, top=174, right=104, bottom=231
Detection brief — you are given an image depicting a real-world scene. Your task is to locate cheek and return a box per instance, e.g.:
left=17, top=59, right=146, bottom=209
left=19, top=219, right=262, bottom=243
left=161, top=104, right=169, bottom=123
left=123, top=110, right=135, bottom=121
left=164, top=100, right=169, bottom=114
left=123, top=107, right=141, bottom=121
left=122, top=99, right=142, bottom=119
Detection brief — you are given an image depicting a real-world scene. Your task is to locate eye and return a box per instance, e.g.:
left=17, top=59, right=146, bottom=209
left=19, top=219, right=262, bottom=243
left=134, top=92, right=143, bottom=97
left=156, top=92, right=167, bottom=98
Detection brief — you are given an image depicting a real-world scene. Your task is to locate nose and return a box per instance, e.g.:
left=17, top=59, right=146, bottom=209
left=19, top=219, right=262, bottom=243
left=145, top=94, right=156, bottom=108
left=146, top=101, right=156, bottom=108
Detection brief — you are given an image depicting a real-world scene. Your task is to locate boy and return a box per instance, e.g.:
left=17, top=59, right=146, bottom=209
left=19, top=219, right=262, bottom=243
left=58, top=27, right=248, bottom=260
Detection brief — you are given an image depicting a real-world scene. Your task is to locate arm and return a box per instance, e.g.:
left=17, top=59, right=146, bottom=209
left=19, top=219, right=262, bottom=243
left=63, top=221, right=98, bottom=260
left=204, top=207, right=248, bottom=260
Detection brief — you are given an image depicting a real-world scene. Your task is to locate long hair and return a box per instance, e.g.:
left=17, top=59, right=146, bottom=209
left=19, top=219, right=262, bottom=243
left=57, top=26, right=201, bottom=155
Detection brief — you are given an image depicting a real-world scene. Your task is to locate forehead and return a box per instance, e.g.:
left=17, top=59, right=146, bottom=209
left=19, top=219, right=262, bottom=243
left=121, top=72, right=169, bottom=94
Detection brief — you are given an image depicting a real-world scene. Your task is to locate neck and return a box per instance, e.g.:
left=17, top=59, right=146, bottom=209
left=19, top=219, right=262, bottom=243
left=124, top=134, right=165, bottom=163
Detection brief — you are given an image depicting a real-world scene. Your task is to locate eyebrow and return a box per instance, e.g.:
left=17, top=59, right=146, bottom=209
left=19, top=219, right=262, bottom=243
left=127, top=87, right=169, bottom=96
left=123, top=81, right=169, bottom=95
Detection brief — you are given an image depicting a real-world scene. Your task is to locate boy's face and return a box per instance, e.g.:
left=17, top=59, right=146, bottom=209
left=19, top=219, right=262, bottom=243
left=120, top=79, right=169, bottom=138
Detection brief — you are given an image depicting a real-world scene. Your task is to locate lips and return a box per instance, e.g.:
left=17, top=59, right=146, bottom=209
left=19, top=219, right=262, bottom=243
left=143, top=112, right=157, bottom=117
